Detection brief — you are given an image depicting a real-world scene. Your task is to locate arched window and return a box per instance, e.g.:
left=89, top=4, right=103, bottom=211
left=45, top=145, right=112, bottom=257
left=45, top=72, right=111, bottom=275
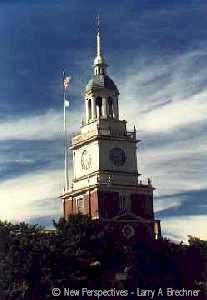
left=96, top=97, right=102, bottom=117
left=108, top=97, right=113, bottom=117
left=88, top=99, right=92, bottom=119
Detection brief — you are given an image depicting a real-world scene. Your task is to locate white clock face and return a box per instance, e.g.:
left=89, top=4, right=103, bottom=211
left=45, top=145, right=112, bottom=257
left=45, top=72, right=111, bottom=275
left=109, top=147, right=126, bottom=166
left=81, top=150, right=92, bottom=170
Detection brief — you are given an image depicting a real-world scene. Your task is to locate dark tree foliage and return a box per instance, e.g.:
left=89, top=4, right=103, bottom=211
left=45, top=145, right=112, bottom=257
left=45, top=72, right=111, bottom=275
left=0, top=216, right=206, bottom=300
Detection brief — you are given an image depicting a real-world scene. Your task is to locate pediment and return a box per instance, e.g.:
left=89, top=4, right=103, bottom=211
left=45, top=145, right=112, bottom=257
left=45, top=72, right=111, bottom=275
left=112, top=212, right=144, bottom=222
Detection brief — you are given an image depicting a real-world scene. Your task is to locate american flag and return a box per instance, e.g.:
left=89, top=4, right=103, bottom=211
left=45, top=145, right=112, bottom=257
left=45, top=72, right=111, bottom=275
left=63, top=75, right=71, bottom=89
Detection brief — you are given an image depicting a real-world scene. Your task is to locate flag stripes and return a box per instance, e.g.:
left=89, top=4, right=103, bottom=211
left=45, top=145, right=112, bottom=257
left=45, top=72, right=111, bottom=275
left=63, top=75, right=71, bottom=89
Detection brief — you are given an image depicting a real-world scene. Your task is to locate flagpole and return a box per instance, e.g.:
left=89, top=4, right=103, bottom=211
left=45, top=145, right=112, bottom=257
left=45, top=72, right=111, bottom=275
left=63, top=72, right=69, bottom=191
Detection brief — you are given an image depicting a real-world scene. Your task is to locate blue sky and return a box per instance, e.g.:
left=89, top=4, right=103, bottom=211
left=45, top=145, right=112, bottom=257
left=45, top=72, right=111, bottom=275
left=0, top=0, right=207, bottom=241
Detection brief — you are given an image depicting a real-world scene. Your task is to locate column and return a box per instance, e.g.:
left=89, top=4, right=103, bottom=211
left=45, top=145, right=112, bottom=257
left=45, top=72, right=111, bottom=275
left=113, top=96, right=119, bottom=119
left=85, top=99, right=89, bottom=123
left=97, top=107, right=100, bottom=119
left=102, top=97, right=107, bottom=118
left=91, top=97, right=96, bottom=120
left=108, top=97, right=113, bottom=118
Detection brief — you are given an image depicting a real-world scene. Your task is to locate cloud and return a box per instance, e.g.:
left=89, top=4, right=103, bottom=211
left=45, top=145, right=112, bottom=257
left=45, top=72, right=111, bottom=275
left=156, top=189, right=207, bottom=218
left=0, top=169, right=64, bottom=222
left=140, top=134, right=207, bottom=197
left=154, top=197, right=182, bottom=214
left=0, top=139, right=66, bottom=182
left=112, top=49, right=207, bottom=202
left=161, top=215, right=207, bottom=242
left=0, top=108, right=81, bottom=141
left=138, top=93, right=207, bottom=133
left=118, top=49, right=207, bottom=134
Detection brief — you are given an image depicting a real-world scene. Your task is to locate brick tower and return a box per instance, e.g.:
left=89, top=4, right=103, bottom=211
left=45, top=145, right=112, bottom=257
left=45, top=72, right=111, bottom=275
left=61, top=22, right=161, bottom=240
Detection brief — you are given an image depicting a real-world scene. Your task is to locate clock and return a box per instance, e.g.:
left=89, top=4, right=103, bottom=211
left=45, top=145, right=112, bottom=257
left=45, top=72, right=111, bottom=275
left=109, top=148, right=126, bottom=166
left=81, top=150, right=92, bottom=170
left=122, top=224, right=135, bottom=240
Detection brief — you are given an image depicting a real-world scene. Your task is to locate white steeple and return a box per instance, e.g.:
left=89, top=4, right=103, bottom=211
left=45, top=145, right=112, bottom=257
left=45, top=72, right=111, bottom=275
left=93, top=16, right=107, bottom=75
left=84, top=16, right=119, bottom=124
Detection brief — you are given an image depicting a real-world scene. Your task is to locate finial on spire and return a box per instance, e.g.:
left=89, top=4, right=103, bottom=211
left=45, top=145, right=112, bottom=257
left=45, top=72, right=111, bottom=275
left=97, top=15, right=100, bottom=34
left=96, top=15, right=101, bottom=57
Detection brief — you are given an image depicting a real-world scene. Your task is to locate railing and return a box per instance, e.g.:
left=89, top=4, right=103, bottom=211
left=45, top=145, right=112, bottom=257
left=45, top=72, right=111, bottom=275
left=126, top=130, right=136, bottom=140
left=72, top=129, right=98, bottom=144
left=72, top=126, right=136, bottom=145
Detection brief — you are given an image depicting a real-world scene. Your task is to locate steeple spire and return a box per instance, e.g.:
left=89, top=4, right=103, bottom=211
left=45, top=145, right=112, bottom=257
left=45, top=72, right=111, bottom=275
left=97, top=15, right=101, bottom=57
left=94, top=15, right=107, bottom=75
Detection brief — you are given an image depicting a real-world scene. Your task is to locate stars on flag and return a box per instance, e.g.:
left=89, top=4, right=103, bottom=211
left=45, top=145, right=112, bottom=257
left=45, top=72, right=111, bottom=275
left=64, top=75, right=71, bottom=89
left=63, top=71, right=71, bottom=89
left=63, top=71, right=71, bottom=108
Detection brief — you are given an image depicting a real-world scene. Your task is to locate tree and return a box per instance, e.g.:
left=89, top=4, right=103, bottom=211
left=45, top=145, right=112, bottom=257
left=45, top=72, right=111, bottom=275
left=0, top=218, right=206, bottom=300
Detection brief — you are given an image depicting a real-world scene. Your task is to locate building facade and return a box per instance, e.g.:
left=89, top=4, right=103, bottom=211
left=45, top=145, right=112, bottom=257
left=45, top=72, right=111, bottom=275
left=61, top=25, right=161, bottom=240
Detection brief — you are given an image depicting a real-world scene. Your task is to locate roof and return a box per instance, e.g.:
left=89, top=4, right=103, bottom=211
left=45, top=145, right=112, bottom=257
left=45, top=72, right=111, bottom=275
left=85, top=74, right=119, bottom=94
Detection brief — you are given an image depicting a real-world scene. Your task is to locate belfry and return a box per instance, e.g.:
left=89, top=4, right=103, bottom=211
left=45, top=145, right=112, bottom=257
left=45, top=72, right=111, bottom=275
left=61, top=21, right=161, bottom=240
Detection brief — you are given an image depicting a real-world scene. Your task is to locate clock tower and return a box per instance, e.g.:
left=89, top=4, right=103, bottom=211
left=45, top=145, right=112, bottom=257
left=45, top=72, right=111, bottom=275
left=61, top=23, right=161, bottom=240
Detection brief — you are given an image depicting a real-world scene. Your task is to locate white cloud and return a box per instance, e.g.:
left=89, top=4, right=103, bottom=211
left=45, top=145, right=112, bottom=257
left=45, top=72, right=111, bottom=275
left=161, top=215, right=207, bottom=242
left=114, top=49, right=207, bottom=201
left=140, top=139, right=207, bottom=197
left=0, top=108, right=81, bottom=141
left=0, top=169, right=64, bottom=222
left=137, top=93, right=207, bottom=133
left=154, top=197, right=182, bottom=213
left=118, top=50, right=207, bottom=134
